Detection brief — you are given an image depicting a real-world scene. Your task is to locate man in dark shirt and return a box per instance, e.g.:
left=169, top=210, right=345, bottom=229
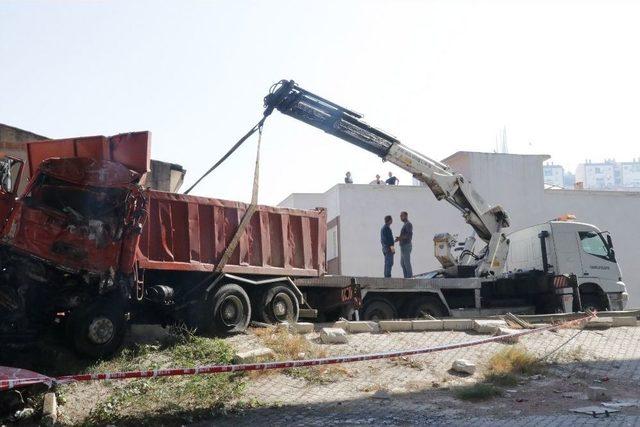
left=385, top=171, right=399, bottom=185
left=395, top=211, right=413, bottom=278
left=344, top=171, right=353, bottom=184
left=380, top=215, right=395, bottom=278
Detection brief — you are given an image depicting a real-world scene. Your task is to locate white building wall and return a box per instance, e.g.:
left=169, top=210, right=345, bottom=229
left=621, top=162, right=640, bottom=188
left=281, top=152, right=640, bottom=305
left=543, top=165, right=564, bottom=188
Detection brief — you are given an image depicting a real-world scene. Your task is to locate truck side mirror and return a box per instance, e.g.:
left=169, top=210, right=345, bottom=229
left=0, top=157, right=24, bottom=195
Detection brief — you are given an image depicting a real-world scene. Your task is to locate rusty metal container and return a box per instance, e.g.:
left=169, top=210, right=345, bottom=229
left=137, top=191, right=327, bottom=277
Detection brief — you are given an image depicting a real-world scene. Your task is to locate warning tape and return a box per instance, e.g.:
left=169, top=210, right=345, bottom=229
left=0, top=313, right=595, bottom=392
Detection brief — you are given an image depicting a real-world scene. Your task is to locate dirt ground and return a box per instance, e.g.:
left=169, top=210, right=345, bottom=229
left=3, top=323, right=640, bottom=425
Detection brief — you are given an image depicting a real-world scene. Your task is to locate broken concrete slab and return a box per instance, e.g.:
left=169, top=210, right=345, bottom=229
left=472, top=319, right=508, bottom=334
left=379, top=320, right=412, bottom=332
left=571, top=405, right=619, bottom=415
left=41, top=392, right=57, bottom=427
left=451, top=359, right=476, bottom=375
left=612, top=316, right=638, bottom=327
left=290, top=322, right=314, bottom=334
left=602, top=399, right=640, bottom=408
left=347, top=321, right=379, bottom=333
left=320, top=327, right=348, bottom=344
left=233, top=347, right=276, bottom=364
left=331, top=320, right=349, bottom=330
left=442, top=319, right=474, bottom=331
left=412, top=319, right=444, bottom=331
left=588, top=386, right=611, bottom=401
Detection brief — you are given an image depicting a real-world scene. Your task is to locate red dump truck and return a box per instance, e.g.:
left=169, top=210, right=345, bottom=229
left=0, top=132, right=359, bottom=357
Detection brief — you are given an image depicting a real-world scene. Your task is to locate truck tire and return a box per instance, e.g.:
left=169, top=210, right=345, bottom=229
left=70, top=298, right=127, bottom=359
left=580, top=293, right=608, bottom=312
left=259, top=285, right=299, bottom=324
left=407, top=296, right=448, bottom=318
left=208, top=284, right=251, bottom=335
left=362, top=298, right=397, bottom=320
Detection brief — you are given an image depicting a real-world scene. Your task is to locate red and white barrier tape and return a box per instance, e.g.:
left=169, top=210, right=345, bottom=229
left=0, top=313, right=595, bottom=392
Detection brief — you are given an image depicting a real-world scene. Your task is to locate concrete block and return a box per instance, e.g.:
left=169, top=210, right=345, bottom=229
left=493, top=327, right=521, bottom=344
left=347, top=321, right=379, bottom=333
left=451, top=359, right=476, bottom=375
left=291, top=322, right=315, bottom=334
left=584, top=317, right=613, bottom=329
left=331, top=320, right=349, bottom=330
left=612, top=316, right=638, bottom=327
left=41, top=393, right=57, bottom=427
left=233, top=347, right=275, bottom=364
left=472, top=319, right=508, bottom=334
left=442, top=319, right=474, bottom=331
left=411, top=320, right=444, bottom=331
left=588, top=386, right=611, bottom=401
left=379, top=320, right=413, bottom=332
left=320, top=327, right=348, bottom=344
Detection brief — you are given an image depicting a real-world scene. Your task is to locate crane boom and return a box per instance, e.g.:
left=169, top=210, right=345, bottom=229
left=263, top=80, right=510, bottom=243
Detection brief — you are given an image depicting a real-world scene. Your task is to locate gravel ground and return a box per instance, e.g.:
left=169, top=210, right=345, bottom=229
left=201, top=324, right=640, bottom=426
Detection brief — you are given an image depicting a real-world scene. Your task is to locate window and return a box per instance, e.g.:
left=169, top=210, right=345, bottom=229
left=579, top=231, right=611, bottom=261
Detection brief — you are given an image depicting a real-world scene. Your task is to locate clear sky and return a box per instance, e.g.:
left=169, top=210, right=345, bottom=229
left=2, top=0, right=639, bottom=204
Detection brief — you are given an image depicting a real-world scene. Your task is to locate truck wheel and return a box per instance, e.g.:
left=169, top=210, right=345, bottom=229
left=259, top=285, right=299, bottom=324
left=580, top=293, right=608, bottom=312
left=70, top=298, right=127, bottom=359
left=362, top=298, right=396, bottom=320
left=209, top=284, right=251, bottom=335
left=408, top=296, right=447, bottom=318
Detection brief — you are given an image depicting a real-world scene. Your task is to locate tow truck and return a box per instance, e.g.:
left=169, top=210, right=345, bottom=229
left=262, top=80, right=628, bottom=319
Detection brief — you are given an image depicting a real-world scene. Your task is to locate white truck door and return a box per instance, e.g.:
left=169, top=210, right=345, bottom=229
left=549, top=224, right=582, bottom=276
left=575, top=230, right=618, bottom=281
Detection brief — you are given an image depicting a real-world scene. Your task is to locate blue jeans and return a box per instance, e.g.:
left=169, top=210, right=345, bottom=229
left=400, top=244, right=413, bottom=278
left=382, top=247, right=394, bottom=278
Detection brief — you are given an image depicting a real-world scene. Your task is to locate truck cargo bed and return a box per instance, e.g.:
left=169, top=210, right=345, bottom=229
left=137, top=191, right=327, bottom=277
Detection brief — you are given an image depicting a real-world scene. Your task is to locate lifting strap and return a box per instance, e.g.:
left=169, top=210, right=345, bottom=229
left=183, top=116, right=266, bottom=195
left=214, top=124, right=263, bottom=273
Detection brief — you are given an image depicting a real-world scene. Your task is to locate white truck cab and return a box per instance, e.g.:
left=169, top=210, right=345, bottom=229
left=507, top=219, right=628, bottom=311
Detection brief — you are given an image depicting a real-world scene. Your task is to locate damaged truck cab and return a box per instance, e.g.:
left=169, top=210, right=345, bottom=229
left=0, top=156, right=147, bottom=356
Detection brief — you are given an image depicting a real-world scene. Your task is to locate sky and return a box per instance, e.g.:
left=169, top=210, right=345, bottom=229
left=1, top=0, right=640, bottom=205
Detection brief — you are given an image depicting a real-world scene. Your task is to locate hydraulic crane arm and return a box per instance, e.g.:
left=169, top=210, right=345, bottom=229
left=263, top=80, right=510, bottom=243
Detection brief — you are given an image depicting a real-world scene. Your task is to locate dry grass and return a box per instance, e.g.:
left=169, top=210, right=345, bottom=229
left=484, top=346, right=544, bottom=386
left=453, top=383, right=503, bottom=401
left=251, top=326, right=348, bottom=384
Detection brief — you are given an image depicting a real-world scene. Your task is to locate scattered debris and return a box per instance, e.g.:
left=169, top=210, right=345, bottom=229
left=320, top=327, right=348, bottom=344
left=562, top=392, right=588, bottom=400
left=505, top=313, right=534, bottom=329
left=571, top=406, right=618, bottom=416
left=587, top=386, right=611, bottom=401
left=602, top=399, right=640, bottom=408
left=233, top=347, right=276, bottom=363
left=11, top=407, right=34, bottom=422
left=451, top=359, right=476, bottom=375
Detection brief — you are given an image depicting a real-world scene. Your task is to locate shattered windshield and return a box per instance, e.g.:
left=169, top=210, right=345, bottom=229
left=25, top=173, right=128, bottom=234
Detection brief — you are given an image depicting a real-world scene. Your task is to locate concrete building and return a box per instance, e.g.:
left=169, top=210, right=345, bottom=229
left=280, top=151, right=640, bottom=306
left=620, top=160, right=640, bottom=188
left=575, top=159, right=640, bottom=190
left=543, top=163, right=564, bottom=188
left=575, top=161, right=616, bottom=189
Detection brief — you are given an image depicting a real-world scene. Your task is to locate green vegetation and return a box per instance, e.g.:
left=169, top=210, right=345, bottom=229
left=453, top=383, right=503, bottom=401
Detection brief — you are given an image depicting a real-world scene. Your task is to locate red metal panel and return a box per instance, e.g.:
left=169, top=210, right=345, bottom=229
left=137, top=191, right=326, bottom=277
left=25, top=132, right=150, bottom=178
